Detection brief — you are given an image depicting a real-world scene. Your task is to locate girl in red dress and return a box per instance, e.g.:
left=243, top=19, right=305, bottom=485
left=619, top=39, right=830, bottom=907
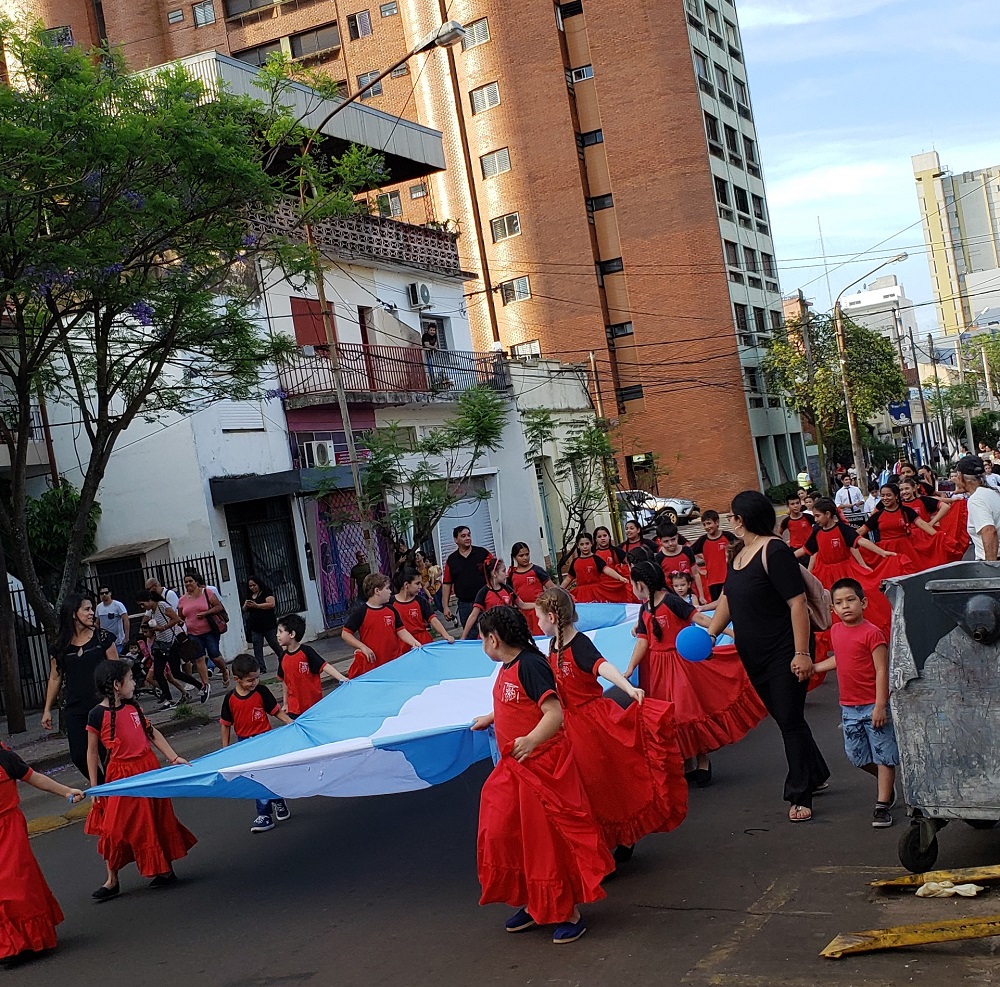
left=391, top=567, right=455, bottom=649
left=509, top=542, right=554, bottom=635
left=898, top=477, right=966, bottom=564
left=858, top=483, right=939, bottom=571
left=593, top=527, right=631, bottom=603
left=471, top=606, right=612, bottom=943
left=0, top=745, right=84, bottom=964
left=624, top=561, right=766, bottom=785
left=535, top=587, right=687, bottom=862
left=461, top=558, right=534, bottom=639
left=85, top=660, right=197, bottom=900
left=562, top=532, right=629, bottom=603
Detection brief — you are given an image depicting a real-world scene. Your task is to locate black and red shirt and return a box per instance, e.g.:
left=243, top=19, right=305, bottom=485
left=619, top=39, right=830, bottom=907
left=567, top=554, right=607, bottom=587
left=492, top=650, right=559, bottom=750
left=804, top=522, right=857, bottom=563
left=654, top=546, right=697, bottom=580
left=620, top=537, right=658, bottom=560
left=509, top=564, right=551, bottom=604
left=902, top=496, right=939, bottom=523
left=0, top=743, right=31, bottom=815
left=692, top=531, right=737, bottom=586
left=473, top=582, right=518, bottom=612
left=343, top=603, right=404, bottom=661
left=220, top=684, right=281, bottom=739
left=865, top=505, right=919, bottom=539
left=87, top=703, right=151, bottom=760
left=277, top=644, right=326, bottom=716
left=392, top=594, right=435, bottom=646
left=549, top=633, right=605, bottom=708
left=635, top=594, right=696, bottom=651
left=779, top=512, right=815, bottom=551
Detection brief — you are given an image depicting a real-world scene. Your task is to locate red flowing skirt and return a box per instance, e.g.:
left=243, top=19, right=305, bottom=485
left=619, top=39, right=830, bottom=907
left=876, top=532, right=941, bottom=573
left=347, top=650, right=398, bottom=679
left=85, top=750, right=197, bottom=876
left=934, top=502, right=970, bottom=563
left=638, top=644, right=767, bottom=759
left=0, top=806, right=63, bottom=960
left=562, top=697, right=687, bottom=848
left=571, top=583, right=608, bottom=604
left=478, top=734, right=613, bottom=925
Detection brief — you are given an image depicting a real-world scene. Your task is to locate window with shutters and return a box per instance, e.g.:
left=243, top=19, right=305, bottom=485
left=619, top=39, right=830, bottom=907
left=480, top=147, right=511, bottom=178
left=570, top=64, right=594, bottom=82
left=167, top=8, right=184, bottom=22
left=390, top=64, right=408, bottom=77
left=490, top=212, right=521, bottom=242
left=376, top=191, right=401, bottom=217
left=598, top=257, right=624, bottom=276
left=559, top=0, right=583, bottom=17
left=290, top=22, right=342, bottom=58
left=462, top=17, right=490, bottom=49
left=499, top=277, right=530, bottom=305
left=219, top=401, right=266, bottom=432
left=234, top=40, right=282, bottom=67
left=512, top=340, right=541, bottom=360
left=617, top=384, right=644, bottom=402
left=470, top=81, right=500, bottom=113
left=347, top=10, right=372, bottom=39
left=409, top=183, right=427, bottom=199
left=358, top=71, right=383, bottom=99
left=379, top=1, right=397, bottom=14
left=290, top=296, right=336, bottom=347
left=192, top=0, right=215, bottom=25
left=587, top=194, right=614, bottom=211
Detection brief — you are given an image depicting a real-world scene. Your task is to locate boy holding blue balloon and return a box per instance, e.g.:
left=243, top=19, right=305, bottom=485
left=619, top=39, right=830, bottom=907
left=811, top=578, right=898, bottom=829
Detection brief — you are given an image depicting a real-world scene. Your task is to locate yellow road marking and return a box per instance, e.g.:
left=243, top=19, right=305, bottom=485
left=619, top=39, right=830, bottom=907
left=821, top=915, right=1000, bottom=958
left=27, top=802, right=91, bottom=838
left=871, top=864, right=1000, bottom=888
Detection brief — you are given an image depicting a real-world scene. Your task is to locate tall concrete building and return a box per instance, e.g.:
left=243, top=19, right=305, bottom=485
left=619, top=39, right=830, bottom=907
left=3, top=0, right=805, bottom=500
left=913, top=150, right=1000, bottom=336
left=841, top=275, right=919, bottom=361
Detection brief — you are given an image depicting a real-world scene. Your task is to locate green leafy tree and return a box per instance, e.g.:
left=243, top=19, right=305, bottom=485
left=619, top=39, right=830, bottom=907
left=522, top=411, right=614, bottom=570
left=340, top=388, right=509, bottom=555
left=23, top=484, right=101, bottom=601
left=762, top=313, right=907, bottom=490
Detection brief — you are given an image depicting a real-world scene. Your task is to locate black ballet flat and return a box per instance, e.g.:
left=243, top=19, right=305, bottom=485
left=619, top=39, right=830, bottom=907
left=91, top=883, right=120, bottom=902
left=613, top=844, right=635, bottom=864
left=691, top=762, right=714, bottom=788
left=149, top=872, right=178, bottom=889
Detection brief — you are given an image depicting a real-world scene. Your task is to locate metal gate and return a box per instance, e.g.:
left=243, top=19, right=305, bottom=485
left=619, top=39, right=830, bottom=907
left=225, top=497, right=306, bottom=621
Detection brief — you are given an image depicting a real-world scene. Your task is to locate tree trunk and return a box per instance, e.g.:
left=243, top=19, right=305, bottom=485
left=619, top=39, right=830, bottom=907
left=0, top=538, right=26, bottom=734
left=814, top=421, right=831, bottom=497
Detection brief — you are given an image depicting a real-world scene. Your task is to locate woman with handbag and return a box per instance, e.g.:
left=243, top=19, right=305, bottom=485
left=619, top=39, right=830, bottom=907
left=136, top=589, right=206, bottom=707
left=177, top=570, right=231, bottom=692
left=707, top=491, right=830, bottom=823
left=243, top=576, right=281, bottom=674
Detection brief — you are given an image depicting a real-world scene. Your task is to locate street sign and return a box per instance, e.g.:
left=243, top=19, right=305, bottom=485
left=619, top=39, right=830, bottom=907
left=888, top=400, right=913, bottom=426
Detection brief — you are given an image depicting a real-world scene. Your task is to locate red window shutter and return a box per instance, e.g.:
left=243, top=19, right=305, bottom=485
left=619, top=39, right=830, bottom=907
left=289, top=296, right=336, bottom=347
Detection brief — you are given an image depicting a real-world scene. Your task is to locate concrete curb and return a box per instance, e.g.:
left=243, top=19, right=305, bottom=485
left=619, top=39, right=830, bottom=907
left=27, top=803, right=91, bottom=838
left=22, top=712, right=213, bottom=776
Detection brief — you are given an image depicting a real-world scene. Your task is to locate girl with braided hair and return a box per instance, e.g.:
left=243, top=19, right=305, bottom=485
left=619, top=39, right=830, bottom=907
left=85, top=660, right=197, bottom=901
left=535, top=587, right=687, bottom=862
left=461, top=557, right=535, bottom=640
left=625, top=561, right=766, bottom=786
left=471, top=605, right=612, bottom=944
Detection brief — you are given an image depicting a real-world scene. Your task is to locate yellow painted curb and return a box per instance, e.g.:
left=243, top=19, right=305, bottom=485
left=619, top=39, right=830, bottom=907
left=64, top=803, right=92, bottom=822
left=27, top=815, right=72, bottom=837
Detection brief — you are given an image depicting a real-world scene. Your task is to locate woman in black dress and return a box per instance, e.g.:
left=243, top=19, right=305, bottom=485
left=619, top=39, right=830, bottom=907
left=707, top=491, right=829, bottom=822
left=243, top=576, right=281, bottom=673
left=41, top=593, right=119, bottom=781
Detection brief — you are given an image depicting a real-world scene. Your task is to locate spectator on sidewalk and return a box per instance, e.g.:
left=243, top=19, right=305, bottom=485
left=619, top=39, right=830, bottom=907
left=136, top=589, right=204, bottom=708
left=40, top=593, right=119, bottom=781
left=177, top=570, right=230, bottom=694
left=243, top=576, right=280, bottom=674
left=834, top=475, right=865, bottom=512
left=145, top=577, right=180, bottom=611
left=441, top=526, right=492, bottom=628
left=96, top=587, right=130, bottom=655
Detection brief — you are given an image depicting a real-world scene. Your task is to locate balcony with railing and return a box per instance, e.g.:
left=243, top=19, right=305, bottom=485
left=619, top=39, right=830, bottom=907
left=0, top=402, right=50, bottom=475
left=278, top=344, right=511, bottom=407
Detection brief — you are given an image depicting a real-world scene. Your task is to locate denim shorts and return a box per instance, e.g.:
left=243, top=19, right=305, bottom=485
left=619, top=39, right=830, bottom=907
left=186, top=630, right=222, bottom=661
left=842, top=703, right=899, bottom=768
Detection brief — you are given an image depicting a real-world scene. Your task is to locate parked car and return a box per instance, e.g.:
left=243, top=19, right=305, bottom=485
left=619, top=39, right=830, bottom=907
left=616, top=490, right=701, bottom=526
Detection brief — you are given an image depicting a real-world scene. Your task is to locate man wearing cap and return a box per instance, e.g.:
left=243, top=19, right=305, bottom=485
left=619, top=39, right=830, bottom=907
left=953, top=455, right=1000, bottom=561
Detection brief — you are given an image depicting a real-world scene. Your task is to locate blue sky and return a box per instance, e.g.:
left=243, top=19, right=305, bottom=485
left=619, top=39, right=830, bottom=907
left=740, top=0, right=1000, bottom=330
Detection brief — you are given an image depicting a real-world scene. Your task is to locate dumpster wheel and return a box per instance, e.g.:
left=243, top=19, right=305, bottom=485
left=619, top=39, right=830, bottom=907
left=899, top=822, right=939, bottom=873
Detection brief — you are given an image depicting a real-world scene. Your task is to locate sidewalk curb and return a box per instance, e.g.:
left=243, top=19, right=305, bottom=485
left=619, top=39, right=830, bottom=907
left=23, top=712, right=213, bottom=776
left=27, top=802, right=91, bottom=839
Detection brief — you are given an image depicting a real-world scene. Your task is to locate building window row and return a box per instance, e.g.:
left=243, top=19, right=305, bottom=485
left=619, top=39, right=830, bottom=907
left=692, top=47, right=751, bottom=115
left=470, top=80, right=501, bottom=114
left=490, top=212, right=521, bottom=242
left=481, top=147, right=511, bottom=178
left=358, top=70, right=383, bottom=99
left=347, top=10, right=372, bottom=39
left=291, top=22, right=341, bottom=59
left=714, top=176, right=767, bottom=227
left=500, top=276, right=531, bottom=305
left=462, top=17, right=490, bottom=49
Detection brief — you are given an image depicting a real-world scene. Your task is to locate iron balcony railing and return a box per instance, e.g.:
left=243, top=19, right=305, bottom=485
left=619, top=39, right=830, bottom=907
left=279, top=343, right=511, bottom=399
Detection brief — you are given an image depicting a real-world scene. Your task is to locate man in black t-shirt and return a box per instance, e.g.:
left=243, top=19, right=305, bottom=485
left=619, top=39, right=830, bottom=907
left=441, top=526, right=492, bottom=628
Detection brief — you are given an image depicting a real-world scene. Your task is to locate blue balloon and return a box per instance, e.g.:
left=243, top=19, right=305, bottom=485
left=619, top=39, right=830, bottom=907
left=676, top=625, right=714, bottom=662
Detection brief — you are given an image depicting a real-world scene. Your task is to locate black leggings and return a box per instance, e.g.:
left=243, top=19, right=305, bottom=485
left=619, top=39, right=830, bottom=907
left=65, top=712, right=102, bottom=784
left=750, top=669, right=829, bottom=808
left=154, top=645, right=202, bottom=700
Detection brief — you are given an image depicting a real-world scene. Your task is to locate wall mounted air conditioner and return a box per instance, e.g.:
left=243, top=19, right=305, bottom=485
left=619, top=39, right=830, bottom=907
left=407, top=282, right=433, bottom=310
left=300, top=440, right=332, bottom=468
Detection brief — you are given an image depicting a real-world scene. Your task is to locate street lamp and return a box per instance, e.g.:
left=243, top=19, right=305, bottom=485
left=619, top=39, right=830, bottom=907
left=833, top=252, right=908, bottom=497
left=295, top=20, right=466, bottom=567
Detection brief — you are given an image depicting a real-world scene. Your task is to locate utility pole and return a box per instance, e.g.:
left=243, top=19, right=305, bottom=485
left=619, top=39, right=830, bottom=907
left=953, top=334, right=976, bottom=450
left=798, top=307, right=829, bottom=495
left=983, top=344, right=997, bottom=412
left=833, top=302, right=870, bottom=496
left=928, top=333, right=950, bottom=455
left=907, top=327, right=931, bottom=457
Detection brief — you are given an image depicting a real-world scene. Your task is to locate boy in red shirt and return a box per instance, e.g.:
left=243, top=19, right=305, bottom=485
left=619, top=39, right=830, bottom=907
left=779, top=494, right=815, bottom=563
left=691, top=510, right=736, bottom=601
left=655, top=523, right=706, bottom=603
left=275, top=613, right=348, bottom=717
left=812, top=578, right=898, bottom=829
left=341, top=574, right=421, bottom=678
left=220, top=654, right=294, bottom=834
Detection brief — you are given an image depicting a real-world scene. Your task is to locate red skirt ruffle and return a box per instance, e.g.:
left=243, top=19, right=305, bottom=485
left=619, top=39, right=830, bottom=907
left=571, top=583, right=610, bottom=604
left=0, top=807, right=62, bottom=960
left=937, top=501, right=969, bottom=562
left=562, top=697, right=687, bottom=848
left=346, top=650, right=398, bottom=679
left=85, top=750, right=196, bottom=877
left=638, top=644, right=767, bottom=759
left=478, top=735, right=613, bottom=925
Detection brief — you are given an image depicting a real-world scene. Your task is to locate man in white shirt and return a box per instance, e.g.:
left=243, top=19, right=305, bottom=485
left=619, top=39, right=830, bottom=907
left=834, top=475, right=865, bottom=511
left=145, top=576, right=180, bottom=610
left=953, top=456, right=1000, bottom=561
left=96, top=587, right=130, bottom=654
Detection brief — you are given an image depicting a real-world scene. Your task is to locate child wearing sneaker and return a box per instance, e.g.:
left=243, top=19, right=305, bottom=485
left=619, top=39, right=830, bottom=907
left=812, top=578, right=898, bottom=828
left=275, top=613, right=348, bottom=718
left=220, top=654, right=294, bottom=833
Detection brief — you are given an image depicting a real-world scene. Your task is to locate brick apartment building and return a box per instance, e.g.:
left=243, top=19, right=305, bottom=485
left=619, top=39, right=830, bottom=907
left=2, top=0, right=807, bottom=504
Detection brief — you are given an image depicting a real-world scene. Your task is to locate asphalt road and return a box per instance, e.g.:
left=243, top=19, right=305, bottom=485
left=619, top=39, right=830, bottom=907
left=12, top=682, right=1000, bottom=987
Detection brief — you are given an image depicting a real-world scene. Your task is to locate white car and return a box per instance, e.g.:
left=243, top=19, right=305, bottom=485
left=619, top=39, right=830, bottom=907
left=616, top=490, right=700, bottom=526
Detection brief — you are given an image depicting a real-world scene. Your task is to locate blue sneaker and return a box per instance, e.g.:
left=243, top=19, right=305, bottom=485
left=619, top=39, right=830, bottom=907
left=273, top=800, right=290, bottom=822
left=504, top=908, right=536, bottom=933
left=250, top=814, right=274, bottom=833
left=552, top=917, right=587, bottom=944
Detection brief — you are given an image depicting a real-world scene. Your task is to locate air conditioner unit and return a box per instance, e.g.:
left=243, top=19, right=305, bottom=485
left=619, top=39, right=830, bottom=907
left=300, top=440, right=332, bottom=469
left=407, top=282, right=433, bottom=309
left=299, top=344, right=316, bottom=357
